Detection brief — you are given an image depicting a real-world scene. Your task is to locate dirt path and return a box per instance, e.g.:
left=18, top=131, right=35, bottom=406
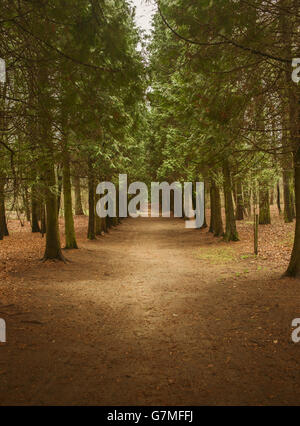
left=1, top=216, right=300, bottom=405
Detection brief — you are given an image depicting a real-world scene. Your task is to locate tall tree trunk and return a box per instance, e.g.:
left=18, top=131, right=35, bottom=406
left=40, top=203, right=46, bottom=237
left=285, top=147, right=300, bottom=277
left=209, top=183, right=215, bottom=233
left=200, top=180, right=208, bottom=229
left=95, top=214, right=103, bottom=236
left=23, top=185, right=31, bottom=222
left=282, top=164, right=295, bottom=222
left=235, top=178, right=244, bottom=220
left=211, top=179, right=224, bottom=237
left=281, top=0, right=300, bottom=276
left=0, top=82, right=8, bottom=238
left=243, top=183, right=251, bottom=216
left=95, top=187, right=103, bottom=236
left=73, top=174, right=84, bottom=215
left=232, top=180, right=237, bottom=207
left=56, top=165, right=63, bottom=216
left=87, top=159, right=95, bottom=240
left=223, top=161, right=239, bottom=241
left=259, top=182, right=271, bottom=225
left=0, top=177, right=8, bottom=237
left=102, top=217, right=108, bottom=233
left=43, top=161, right=64, bottom=261
left=277, top=181, right=282, bottom=214
left=36, top=32, right=64, bottom=261
left=31, top=184, right=41, bottom=233
left=63, top=146, right=78, bottom=249
left=106, top=216, right=113, bottom=230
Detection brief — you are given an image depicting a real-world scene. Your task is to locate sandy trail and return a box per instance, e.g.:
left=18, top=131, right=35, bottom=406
left=0, top=216, right=300, bottom=405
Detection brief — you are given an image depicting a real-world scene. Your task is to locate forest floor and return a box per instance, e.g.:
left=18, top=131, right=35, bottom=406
left=0, top=207, right=300, bottom=405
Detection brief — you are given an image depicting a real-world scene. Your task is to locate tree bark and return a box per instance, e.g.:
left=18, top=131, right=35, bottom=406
left=281, top=0, right=300, bottom=276
left=95, top=187, right=103, bottom=236
left=209, top=184, right=215, bottom=233
left=31, top=184, right=41, bottom=233
left=282, top=165, right=295, bottom=222
left=222, top=161, right=239, bottom=241
left=43, top=161, right=65, bottom=261
left=87, top=159, right=96, bottom=240
left=259, top=182, right=271, bottom=225
left=243, top=183, right=251, bottom=216
left=56, top=165, right=63, bottom=216
left=63, top=146, right=78, bottom=249
left=40, top=203, right=46, bottom=237
left=0, top=177, right=8, bottom=237
left=277, top=181, right=282, bottom=214
left=73, top=174, right=84, bottom=215
left=213, top=181, right=224, bottom=237
left=235, top=178, right=244, bottom=220
left=285, top=147, right=300, bottom=277
left=23, top=185, right=31, bottom=222
left=200, top=181, right=208, bottom=229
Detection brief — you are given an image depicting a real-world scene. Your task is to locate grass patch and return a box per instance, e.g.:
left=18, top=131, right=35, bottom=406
left=240, top=253, right=257, bottom=260
left=195, top=246, right=235, bottom=264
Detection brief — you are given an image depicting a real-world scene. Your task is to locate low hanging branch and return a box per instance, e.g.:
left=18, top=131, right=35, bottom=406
left=156, top=1, right=291, bottom=64
left=156, top=3, right=225, bottom=47
left=14, top=21, right=122, bottom=73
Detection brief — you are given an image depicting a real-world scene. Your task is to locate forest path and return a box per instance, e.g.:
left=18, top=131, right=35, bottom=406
left=1, top=216, right=300, bottom=405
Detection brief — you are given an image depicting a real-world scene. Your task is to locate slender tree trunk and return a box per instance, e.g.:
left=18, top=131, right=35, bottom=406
left=95, top=187, right=103, bottom=236
left=23, top=185, right=31, bottom=222
left=31, top=184, right=41, bottom=233
left=0, top=84, right=8, bottom=238
left=40, top=203, right=46, bottom=237
left=63, top=146, right=78, bottom=249
left=87, top=160, right=95, bottom=240
left=243, top=183, right=251, bottom=216
left=200, top=181, right=208, bottom=229
left=107, top=216, right=114, bottom=230
left=277, top=181, right=282, bottom=214
left=209, top=179, right=224, bottom=236
left=213, top=181, right=224, bottom=237
left=209, top=183, right=215, bottom=233
left=102, top=217, right=108, bottom=233
left=0, top=177, right=8, bottom=237
left=170, top=188, right=175, bottom=214
left=73, top=174, right=84, bottom=215
left=235, top=178, right=244, bottom=220
left=283, top=166, right=295, bottom=222
left=223, top=161, right=239, bottom=241
left=232, top=180, right=237, bottom=207
left=57, top=165, right=63, bottom=216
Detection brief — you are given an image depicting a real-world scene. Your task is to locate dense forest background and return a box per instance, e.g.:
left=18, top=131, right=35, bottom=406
left=0, top=0, right=299, bottom=277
